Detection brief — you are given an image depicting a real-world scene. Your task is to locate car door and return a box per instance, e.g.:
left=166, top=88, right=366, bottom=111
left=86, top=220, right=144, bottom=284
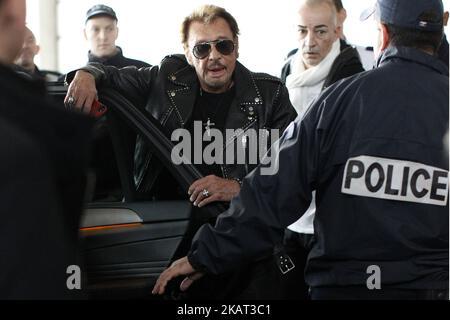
left=47, top=84, right=226, bottom=299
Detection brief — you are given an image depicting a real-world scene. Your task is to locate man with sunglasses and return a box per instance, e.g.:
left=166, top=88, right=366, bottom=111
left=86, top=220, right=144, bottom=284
left=64, top=4, right=296, bottom=299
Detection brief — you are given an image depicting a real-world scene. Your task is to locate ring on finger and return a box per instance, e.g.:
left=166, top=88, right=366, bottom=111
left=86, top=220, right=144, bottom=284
left=66, top=96, right=75, bottom=108
left=67, top=96, right=75, bottom=105
left=202, top=189, right=210, bottom=198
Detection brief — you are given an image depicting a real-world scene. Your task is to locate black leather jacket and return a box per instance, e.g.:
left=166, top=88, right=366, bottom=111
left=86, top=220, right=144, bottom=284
left=78, top=54, right=297, bottom=193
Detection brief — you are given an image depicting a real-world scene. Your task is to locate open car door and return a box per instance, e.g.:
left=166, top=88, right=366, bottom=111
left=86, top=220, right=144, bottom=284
left=47, top=83, right=226, bottom=299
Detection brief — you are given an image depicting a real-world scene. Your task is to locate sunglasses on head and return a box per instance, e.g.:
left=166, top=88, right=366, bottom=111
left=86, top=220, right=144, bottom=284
left=192, top=39, right=235, bottom=59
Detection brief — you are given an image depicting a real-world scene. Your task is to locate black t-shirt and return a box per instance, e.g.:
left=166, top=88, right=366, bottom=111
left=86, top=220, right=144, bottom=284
left=187, top=86, right=236, bottom=177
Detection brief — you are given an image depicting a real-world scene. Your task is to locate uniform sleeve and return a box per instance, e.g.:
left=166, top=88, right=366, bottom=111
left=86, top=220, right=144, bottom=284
left=187, top=104, right=322, bottom=275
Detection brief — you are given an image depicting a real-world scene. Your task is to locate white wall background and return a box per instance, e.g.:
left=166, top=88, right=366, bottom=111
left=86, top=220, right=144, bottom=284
left=26, top=0, right=450, bottom=77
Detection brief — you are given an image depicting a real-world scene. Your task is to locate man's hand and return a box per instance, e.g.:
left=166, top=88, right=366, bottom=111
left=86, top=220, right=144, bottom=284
left=188, top=175, right=240, bottom=208
left=152, top=257, right=204, bottom=295
left=64, top=70, right=98, bottom=114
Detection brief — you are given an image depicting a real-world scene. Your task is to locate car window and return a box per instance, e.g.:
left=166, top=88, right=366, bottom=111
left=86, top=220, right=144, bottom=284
left=46, top=84, right=196, bottom=204
left=88, top=102, right=188, bottom=203
left=89, top=118, right=123, bottom=202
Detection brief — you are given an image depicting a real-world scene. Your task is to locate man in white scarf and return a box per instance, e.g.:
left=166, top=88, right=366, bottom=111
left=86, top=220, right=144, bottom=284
left=286, top=0, right=348, bottom=238
left=281, top=0, right=364, bottom=299
left=286, top=0, right=341, bottom=118
left=284, top=0, right=363, bottom=238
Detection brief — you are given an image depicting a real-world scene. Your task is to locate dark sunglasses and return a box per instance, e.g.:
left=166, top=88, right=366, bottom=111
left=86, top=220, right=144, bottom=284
left=192, top=39, right=235, bottom=59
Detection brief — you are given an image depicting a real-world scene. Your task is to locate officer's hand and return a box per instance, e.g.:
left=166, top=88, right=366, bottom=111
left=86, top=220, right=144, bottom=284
left=65, top=70, right=97, bottom=114
left=188, top=175, right=241, bottom=208
left=152, top=257, right=204, bottom=295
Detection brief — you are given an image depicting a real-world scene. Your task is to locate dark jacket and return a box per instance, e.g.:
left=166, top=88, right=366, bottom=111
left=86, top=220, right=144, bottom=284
left=78, top=54, right=297, bottom=194
left=280, top=39, right=364, bottom=89
left=438, top=34, right=449, bottom=68
left=88, top=46, right=151, bottom=69
left=0, top=64, right=93, bottom=299
left=188, top=46, right=449, bottom=291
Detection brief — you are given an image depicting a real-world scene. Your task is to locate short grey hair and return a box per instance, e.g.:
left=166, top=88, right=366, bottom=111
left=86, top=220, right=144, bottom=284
left=299, top=0, right=338, bottom=25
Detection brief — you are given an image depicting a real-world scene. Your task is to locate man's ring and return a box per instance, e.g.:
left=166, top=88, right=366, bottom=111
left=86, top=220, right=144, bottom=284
left=202, top=189, right=210, bottom=197
left=67, top=96, right=75, bottom=106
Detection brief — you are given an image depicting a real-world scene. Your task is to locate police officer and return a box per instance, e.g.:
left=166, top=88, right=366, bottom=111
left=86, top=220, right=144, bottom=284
left=153, top=0, right=449, bottom=300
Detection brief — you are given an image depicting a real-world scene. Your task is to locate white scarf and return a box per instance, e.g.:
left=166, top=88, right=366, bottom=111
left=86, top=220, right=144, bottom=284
left=286, top=39, right=341, bottom=118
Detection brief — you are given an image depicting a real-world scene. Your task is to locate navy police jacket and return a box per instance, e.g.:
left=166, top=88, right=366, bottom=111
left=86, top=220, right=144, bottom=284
left=188, top=46, right=449, bottom=290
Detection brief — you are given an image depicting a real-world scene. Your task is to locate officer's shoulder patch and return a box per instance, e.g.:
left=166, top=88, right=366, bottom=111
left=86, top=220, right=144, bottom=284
left=342, top=156, right=449, bottom=206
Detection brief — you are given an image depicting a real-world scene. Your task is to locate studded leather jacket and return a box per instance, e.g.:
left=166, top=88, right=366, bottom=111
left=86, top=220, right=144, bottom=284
left=78, top=54, right=297, bottom=194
